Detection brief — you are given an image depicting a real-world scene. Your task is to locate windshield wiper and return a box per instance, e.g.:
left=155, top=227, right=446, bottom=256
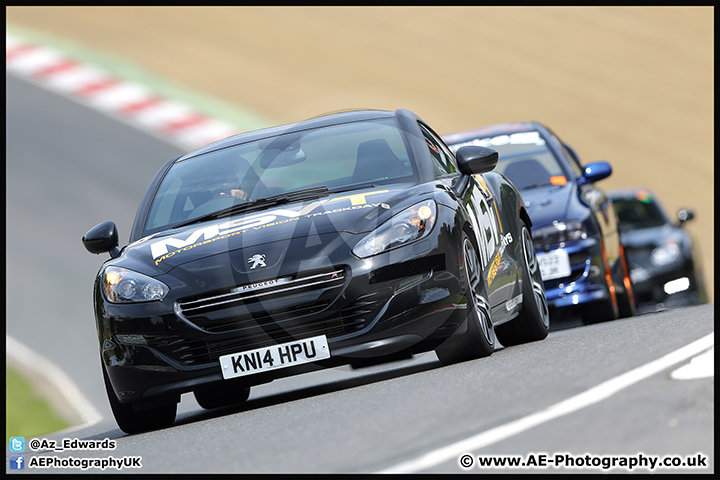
left=327, top=183, right=378, bottom=195
left=171, top=186, right=330, bottom=229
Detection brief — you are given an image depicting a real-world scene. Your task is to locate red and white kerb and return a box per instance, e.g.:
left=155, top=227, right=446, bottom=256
left=6, top=33, right=239, bottom=150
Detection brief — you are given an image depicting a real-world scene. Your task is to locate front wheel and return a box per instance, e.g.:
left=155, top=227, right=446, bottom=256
left=496, top=224, right=550, bottom=346
left=436, top=233, right=495, bottom=365
left=102, top=363, right=177, bottom=434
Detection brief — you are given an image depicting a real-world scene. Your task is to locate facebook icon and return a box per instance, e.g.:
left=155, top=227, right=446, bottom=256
left=10, top=455, right=25, bottom=470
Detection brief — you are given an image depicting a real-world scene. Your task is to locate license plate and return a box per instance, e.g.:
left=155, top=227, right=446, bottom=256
left=219, top=335, right=331, bottom=380
left=537, top=249, right=572, bottom=280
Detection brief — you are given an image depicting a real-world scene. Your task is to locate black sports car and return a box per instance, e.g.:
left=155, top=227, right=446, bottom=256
left=608, top=187, right=708, bottom=312
left=83, top=109, right=549, bottom=433
left=443, top=122, right=636, bottom=325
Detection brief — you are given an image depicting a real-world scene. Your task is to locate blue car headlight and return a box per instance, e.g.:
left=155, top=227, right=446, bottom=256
left=353, top=200, right=436, bottom=258
left=532, top=220, right=587, bottom=248
left=103, top=266, right=170, bottom=303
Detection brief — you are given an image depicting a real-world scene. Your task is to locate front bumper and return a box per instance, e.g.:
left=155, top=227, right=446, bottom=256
left=627, top=254, right=699, bottom=306
left=97, top=231, right=467, bottom=403
left=535, top=238, right=610, bottom=310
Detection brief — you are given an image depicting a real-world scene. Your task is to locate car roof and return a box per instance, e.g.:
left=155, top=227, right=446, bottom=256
left=178, top=109, right=398, bottom=161
left=607, top=187, right=656, bottom=199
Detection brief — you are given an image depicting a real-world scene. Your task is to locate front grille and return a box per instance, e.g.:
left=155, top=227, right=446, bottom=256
left=142, top=279, right=394, bottom=367
left=625, top=247, right=653, bottom=267
left=176, top=268, right=346, bottom=333
left=544, top=251, right=588, bottom=289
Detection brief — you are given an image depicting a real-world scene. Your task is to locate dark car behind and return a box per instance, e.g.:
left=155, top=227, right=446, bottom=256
left=608, top=187, right=707, bottom=312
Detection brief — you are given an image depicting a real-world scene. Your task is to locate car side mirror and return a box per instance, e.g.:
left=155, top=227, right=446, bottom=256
left=455, top=146, right=498, bottom=175
left=83, top=221, right=121, bottom=258
left=677, top=208, right=695, bottom=225
left=578, top=161, right=612, bottom=186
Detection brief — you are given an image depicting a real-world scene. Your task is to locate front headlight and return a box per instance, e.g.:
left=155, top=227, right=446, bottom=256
left=532, top=220, right=587, bottom=248
left=651, top=239, right=681, bottom=266
left=103, top=266, right=170, bottom=303
left=352, top=200, right=436, bottom=258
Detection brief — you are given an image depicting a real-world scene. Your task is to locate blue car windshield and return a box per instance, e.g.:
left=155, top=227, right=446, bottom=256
left=448, top=131, right=569, bottom=190
left=143, top=118, right=416, bottom=236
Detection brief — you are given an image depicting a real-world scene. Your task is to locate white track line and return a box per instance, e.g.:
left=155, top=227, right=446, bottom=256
left=671, top=345, right=714, bottom=380
left=379, top=332, right=714, bottom=473
left=6, top=335, right=103, bottom=428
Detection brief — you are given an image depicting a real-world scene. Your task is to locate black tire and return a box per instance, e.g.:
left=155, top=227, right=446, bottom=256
left=194, top=381, right=251, bottom=410
left=496, top=224, right=550, bottom=346
left=581, top=241, right=619, bottom=324
left=102, top=363, right=177, bottom=434
left=616, top=244, right=636, bottom=318
left=435, top=233, right=495, bottom=365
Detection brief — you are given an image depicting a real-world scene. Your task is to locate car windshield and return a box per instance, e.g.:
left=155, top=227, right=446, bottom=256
left=448, top=131, right=569, bottom=190
left=611, top=197, right=668, bottom=232
left=143, top=118, right=416, bottom=236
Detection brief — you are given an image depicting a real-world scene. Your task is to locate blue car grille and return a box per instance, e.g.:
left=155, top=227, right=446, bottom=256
left=543, top=251, right=587, bottom=289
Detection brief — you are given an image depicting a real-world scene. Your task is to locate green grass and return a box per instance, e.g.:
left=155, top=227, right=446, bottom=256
left=6, top=366, right=71, bottom=442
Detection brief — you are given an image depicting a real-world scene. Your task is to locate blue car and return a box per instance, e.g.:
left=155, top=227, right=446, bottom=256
left=444, top=122, right=635, bottom=324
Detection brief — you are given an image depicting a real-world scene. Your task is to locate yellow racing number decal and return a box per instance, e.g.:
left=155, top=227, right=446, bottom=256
left=487, top=232, right=513, bottom=285
left=487, top=252, right=502, bottom=286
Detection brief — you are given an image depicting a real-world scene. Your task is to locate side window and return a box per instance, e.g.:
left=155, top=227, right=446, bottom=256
left=548, top=132, right=583, bottom=178
left=562, top=144, right=584, bottom=178
left=419, top=123, right=458, bottom=177
left=145, top=176, right=184, bottom=230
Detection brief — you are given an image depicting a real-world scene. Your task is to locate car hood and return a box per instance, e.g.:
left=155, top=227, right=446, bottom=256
left=517, top=184, right=573, bottom=229
left=117, top=185, right=434, bottom=276
left=619, top=224, right=677, bottom=248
